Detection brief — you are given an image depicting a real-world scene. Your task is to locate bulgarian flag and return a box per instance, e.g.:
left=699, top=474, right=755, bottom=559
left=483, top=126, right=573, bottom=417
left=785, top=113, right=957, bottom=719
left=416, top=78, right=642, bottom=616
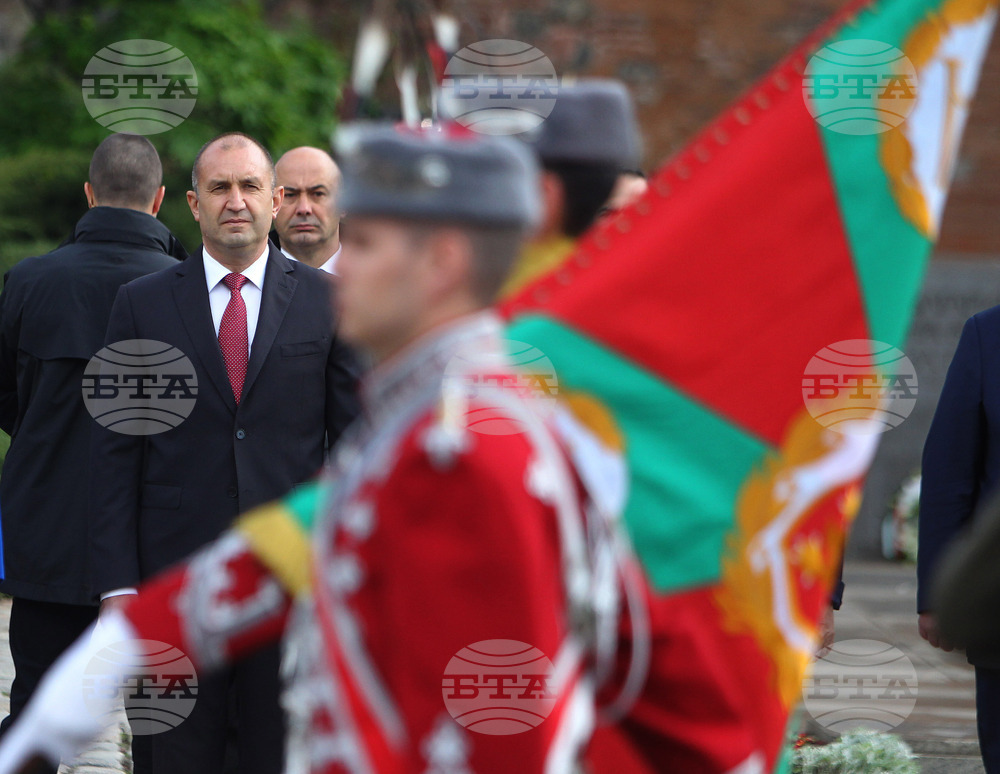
left=498, top=0, right=998, bottom=772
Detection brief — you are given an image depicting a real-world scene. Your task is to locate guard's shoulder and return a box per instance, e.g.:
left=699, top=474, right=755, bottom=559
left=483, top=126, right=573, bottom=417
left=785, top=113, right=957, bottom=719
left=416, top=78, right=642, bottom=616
left=399, top=379, right=553, bottom=477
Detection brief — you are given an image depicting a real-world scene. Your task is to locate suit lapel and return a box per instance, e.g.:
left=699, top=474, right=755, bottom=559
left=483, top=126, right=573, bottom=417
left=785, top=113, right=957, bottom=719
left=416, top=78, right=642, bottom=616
left=242, top=246, right=297, bottom=404
left=172, top=250, right=237, bottom=412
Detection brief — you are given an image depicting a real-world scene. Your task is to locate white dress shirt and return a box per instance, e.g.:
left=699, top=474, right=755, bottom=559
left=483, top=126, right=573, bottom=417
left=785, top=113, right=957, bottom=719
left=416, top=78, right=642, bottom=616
left=99, top=244, right=269, bottom=603
left=203, top=245, right=268, bottom=352
left=281, top=245, right=340, bottom=275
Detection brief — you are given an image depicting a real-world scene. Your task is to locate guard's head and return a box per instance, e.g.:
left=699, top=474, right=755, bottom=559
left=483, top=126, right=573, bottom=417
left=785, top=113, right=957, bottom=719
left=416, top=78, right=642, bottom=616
left=519, top=79, right=641, bottom=238
left=85, top=133, right=165, bottom=214
left=335, top=124, right=539, bottom=361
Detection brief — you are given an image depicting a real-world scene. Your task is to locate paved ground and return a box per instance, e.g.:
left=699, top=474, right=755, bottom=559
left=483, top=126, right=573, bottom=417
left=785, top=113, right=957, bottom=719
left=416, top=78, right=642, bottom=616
left=809, top=560, right=983, bottom=772
left=0, top=559, right=985, bottom=772
left=0, top=599, right=129, bottom=774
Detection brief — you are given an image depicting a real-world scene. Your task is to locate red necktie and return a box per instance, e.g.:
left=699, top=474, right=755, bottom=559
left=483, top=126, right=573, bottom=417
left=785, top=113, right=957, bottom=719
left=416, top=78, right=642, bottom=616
left=219, top=273, right=249, bottom=403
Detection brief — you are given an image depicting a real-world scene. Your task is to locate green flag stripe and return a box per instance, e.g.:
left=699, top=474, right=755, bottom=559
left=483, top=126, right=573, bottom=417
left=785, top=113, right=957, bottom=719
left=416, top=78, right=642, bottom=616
left=508, top=315, right=771, bottom=592
left=818, top=0, right=938, bottom=349
left=283, top=479, right=327, bottom=534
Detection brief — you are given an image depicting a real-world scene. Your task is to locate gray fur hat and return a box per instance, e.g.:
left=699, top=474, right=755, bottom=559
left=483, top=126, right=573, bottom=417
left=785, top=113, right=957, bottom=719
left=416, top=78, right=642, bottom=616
left=336, top=124, right=540, bottom=229
left=520, top=79, right=641, bottom=168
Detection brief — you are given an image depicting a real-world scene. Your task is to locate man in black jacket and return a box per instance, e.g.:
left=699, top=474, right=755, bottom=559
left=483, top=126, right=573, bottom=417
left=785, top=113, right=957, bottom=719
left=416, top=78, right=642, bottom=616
left=0, top=133, right=183, bottom=764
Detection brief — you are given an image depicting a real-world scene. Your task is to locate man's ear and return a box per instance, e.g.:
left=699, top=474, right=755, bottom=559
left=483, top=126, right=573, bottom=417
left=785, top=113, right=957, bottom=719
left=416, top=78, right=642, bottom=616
left=538, top=171, right=565, bottom=241
left=186, top=190, right=201, bottom=222
left=150, top=186, right=166, bottom=217
left=271, top=185, right=284, bottom=218
left=426, top=228, right=474, bottom=300
left=84, top=182, right=97, bottom=209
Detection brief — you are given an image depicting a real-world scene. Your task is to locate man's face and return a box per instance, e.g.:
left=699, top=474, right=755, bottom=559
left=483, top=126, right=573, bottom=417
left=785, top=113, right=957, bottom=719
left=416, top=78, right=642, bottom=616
left=187, top=142, right=281, bottom=256
left=275, top=150, right=341, bottom=256
left=338, top=216, right=430, bottom=361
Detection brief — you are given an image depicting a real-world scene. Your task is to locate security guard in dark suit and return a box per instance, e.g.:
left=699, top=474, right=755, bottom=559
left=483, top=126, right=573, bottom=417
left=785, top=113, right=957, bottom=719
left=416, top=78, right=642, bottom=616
left=0, top=134, right=183, bottom=771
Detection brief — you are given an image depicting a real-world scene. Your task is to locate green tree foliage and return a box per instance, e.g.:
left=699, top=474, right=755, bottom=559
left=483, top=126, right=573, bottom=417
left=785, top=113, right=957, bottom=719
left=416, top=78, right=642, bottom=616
left=0, top=0, right=348, bottom=274
left=0, top=0, right=348, bottom=471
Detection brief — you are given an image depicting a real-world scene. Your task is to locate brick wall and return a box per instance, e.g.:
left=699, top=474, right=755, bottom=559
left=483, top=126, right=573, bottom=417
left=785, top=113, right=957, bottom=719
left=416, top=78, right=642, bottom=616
left=310, top=0, right=999, bottom=257
left=937, top=22, right=1000, bottom=255
left=463, top=0, right=1000, bottom=255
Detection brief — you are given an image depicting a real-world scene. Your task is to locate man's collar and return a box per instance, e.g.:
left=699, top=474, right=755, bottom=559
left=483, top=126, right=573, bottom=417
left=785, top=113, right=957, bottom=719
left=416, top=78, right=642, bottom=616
left=72, top=207, right=172, bottom=253
left=324, top=245, right=342, bottom=275
left=280, top=244, right=340, bottom=275
left=203, top=243, right=269, bottom=289
left=362, top=311, right=503, bottom=421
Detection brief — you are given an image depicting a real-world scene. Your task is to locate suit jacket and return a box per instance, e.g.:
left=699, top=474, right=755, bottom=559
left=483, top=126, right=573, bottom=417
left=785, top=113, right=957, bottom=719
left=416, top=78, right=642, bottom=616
left=932, top=485, right=1000, bottom=658
left=89, top=244, right=360, bottom=595
left=919, top=306, right=1000, bottom=665
left=0, top=207, right=182, bottom=604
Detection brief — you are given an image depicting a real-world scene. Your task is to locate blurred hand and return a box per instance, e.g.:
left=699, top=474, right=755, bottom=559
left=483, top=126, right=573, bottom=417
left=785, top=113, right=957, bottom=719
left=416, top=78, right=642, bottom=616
left=0, top=613, right=136, bottom=774
left=919, top=611, right=955, bottom=652
left=816, top=606, right=835, bottom=658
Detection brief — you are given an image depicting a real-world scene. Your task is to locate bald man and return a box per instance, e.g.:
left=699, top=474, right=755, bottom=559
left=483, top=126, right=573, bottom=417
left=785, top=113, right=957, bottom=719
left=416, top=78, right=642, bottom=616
left=89, top=132, right=360, bottom=774
left=274, top=146, right=342, bottom=274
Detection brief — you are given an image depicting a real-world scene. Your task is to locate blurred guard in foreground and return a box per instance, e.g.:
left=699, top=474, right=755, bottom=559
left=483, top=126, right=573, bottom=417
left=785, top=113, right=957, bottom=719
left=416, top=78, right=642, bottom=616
left=0, top=124, right=618, bottom=773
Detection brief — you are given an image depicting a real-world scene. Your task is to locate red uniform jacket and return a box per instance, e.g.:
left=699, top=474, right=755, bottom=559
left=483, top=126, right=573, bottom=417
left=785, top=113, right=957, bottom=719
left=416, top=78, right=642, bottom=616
left=126, top=313, right=600, bottom=773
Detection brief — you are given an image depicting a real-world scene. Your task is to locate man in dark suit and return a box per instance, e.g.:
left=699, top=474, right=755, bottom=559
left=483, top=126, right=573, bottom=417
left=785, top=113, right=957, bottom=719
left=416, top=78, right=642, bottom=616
left=919, top=307, right=1000, bottom=774
left=90, top=132, right=360, bottom=774
left=0, top=134, right=182, bottom=767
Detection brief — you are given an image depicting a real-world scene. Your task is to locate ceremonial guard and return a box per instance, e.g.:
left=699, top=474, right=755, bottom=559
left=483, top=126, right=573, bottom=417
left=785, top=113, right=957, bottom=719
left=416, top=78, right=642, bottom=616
left=0, top=125, right=621, bottom=774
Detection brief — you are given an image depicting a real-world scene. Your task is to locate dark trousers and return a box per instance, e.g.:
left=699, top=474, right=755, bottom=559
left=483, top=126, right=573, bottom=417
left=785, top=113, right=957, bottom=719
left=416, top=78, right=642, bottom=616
left=130, top=642, right=285, bottom=774
left=977, top=666, right=1000, bottom=773
left=0, top=597, right=98, bottom=772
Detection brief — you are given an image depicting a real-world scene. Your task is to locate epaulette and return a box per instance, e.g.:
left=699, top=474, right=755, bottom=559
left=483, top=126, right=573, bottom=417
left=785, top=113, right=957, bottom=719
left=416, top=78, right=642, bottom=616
left=420, top=375, right=471, bottom=470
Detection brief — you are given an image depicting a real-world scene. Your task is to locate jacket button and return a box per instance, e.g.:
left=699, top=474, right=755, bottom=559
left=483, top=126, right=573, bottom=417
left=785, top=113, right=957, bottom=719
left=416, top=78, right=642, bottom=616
left=235, top=429, right=246, bottom=440
left=227, top=487, right=238, bottom=498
